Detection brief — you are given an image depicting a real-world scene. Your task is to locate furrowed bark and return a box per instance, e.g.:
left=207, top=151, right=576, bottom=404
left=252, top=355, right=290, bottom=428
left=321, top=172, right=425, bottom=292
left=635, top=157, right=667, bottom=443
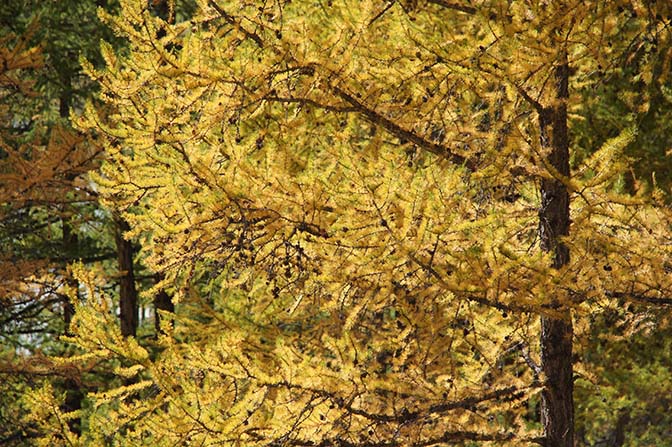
left=538, top=50, right=574, bottom=447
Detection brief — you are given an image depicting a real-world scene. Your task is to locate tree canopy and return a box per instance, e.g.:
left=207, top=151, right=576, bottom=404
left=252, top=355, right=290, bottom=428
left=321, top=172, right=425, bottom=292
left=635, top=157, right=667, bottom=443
left=3, top=1, right=672, bottom=446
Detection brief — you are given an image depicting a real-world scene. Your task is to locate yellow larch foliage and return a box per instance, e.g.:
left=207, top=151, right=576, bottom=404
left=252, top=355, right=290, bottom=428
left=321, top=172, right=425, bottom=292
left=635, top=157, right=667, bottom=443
left=63, top=0, right=672, bottom=446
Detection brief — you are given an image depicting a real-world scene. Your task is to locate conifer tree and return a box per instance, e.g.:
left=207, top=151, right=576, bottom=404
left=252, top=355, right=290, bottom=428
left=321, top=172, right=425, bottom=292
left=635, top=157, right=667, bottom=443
left=0, top=1, right=120, bottom=337
left=64, top=1, right=672, bottom=446
left=0, top=2, right=139, bottom=442
left=0, top=20, right=100, bottom=443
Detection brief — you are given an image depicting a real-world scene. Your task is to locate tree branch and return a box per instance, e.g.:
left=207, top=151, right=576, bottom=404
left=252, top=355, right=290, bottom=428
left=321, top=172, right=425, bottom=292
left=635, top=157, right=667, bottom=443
left=268, top=381, right=527, bottom=424
left=208, top=0, right=264, bottom=49
left=425, top=0, right=477, bottom=15
left=283, top=430, right=516, bottom=447
left=332, top=86, right=477, bottom=170
left=605, top=290, right=672, bottom=306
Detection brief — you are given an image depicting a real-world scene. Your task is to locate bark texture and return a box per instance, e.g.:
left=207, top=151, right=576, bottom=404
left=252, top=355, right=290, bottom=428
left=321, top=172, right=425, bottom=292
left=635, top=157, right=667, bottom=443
left=538, top=52, right=574, bottom=447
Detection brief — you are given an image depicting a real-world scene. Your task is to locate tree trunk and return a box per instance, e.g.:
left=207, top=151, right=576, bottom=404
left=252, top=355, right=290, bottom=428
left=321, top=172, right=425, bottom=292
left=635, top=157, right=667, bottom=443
left=59, top=87, right=83, bottom=435
left=115, top=216, right=138, bottom=337
left=62, top=216, right=77, bottom=334
left=59, top=86, right=77, bottom=334
left=538, top=51, right=574, bottom=447
left=154, top=273, right=174, bottom=336
left=61, top=218, right=82, bottom=435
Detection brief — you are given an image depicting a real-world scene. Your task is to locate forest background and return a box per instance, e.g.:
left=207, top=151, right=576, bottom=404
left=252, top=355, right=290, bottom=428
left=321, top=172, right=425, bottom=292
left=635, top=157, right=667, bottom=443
left=2, top=1, right=672, bottom=446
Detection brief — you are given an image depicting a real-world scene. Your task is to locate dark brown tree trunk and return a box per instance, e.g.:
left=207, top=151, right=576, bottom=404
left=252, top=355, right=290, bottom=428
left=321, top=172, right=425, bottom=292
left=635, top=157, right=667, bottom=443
left=115, top=216, right=138, bottom=337
left=537, top=50, right=574, bottom=447
left=62, top=216, right=77, bottom=334
left=59, top=88, right=83, bottom=435
left=61, top=218, right=82, bottom=435
left=154, top=273, right=174, bottom=336
left=606, top=411, right=629, bottom=447
left=59, top=87, right=76, bottom=333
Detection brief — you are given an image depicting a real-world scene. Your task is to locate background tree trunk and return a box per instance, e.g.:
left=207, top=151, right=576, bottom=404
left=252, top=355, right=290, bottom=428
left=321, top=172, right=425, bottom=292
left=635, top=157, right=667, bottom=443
left=153, top=273, right=174, bottom=337
left=59, top=86, right=83, bottom=435
left=114, top=216, right=138, bottom=337
left=61, top=215, right=77, bottom=334
left=59, top=83, right=76, bottom=334
left=61, top=217, right=82, bottom=435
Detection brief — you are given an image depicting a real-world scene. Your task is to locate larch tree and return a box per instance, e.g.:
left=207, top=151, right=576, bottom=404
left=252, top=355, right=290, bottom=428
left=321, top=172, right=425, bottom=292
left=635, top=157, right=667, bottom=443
left=0, top=1, right=144, bottom=442
left=0, top=24, right=47, bottom=444
left=0, top=19, right=103, bottom=442
left=0, top=0, right=149, bottom=346
left=41, top=0, right=672, bottom=446
left=0, top=0, right=125, bottom=340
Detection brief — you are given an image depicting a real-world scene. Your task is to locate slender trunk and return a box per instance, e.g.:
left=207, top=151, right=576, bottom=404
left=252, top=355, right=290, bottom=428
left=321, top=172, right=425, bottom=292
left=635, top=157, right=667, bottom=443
left=61, top=84, right=76, bottom=332
left=115, top=216, right=138, bottom=337
left=154, top=273, right=174, bottom=336
left=61, top=217, right=77, bottom=334
left=538, top=51, right=574, bottom=447
left=61, top=218, right=82, bottom=435
left=59, top=88, right=83, bottom=435
left=59, top=90, right=75, bottom=330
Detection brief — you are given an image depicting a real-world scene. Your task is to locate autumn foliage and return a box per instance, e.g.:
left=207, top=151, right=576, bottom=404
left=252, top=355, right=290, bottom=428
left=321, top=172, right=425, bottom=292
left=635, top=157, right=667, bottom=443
left=3, top=1, right=672, bottom=446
